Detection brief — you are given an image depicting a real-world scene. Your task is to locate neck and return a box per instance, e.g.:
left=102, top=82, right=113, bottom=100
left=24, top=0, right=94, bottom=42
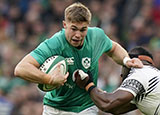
left=76, top=45, right=83, bottom=49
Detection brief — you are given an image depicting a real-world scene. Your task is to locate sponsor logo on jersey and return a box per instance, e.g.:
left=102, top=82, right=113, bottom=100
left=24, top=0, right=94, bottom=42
left=66, top=57, right=74, bottom=65
left=82, top=57, right=91, bottom=69
left=65, top=83, right=73, bottom=89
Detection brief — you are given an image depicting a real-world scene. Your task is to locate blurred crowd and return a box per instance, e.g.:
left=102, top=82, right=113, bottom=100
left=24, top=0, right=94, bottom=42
left=0, top=0, right=160, bottom=115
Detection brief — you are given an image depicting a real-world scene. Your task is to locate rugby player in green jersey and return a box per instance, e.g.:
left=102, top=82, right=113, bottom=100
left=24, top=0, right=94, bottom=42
left=14, top=2, right=143, bottom=115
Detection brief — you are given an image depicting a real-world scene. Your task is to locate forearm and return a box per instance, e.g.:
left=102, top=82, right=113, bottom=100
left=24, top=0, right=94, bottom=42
left=83, top=76, right=128, bottom=112
left=107, top=41, right=129, bottom=65
left=14, top=54, right=51, bottom=84
left=85, top=83, right=117, bottom=112
left=90, top=88, right=112, bottom=111
left=90, top=88, right=120, bottom=112
left=110, top=103, right=137, bottom=114
left=14, top=62, right=50, bottom=84
left=88, top=86, right=134, bottom=113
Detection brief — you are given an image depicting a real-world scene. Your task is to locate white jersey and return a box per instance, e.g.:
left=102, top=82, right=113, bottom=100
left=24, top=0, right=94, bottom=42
left=118, top=65, right=160, bottom=115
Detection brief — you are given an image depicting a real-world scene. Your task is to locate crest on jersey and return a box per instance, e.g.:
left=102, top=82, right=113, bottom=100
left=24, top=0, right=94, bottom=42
left=82, top=57, right=91, bottom=69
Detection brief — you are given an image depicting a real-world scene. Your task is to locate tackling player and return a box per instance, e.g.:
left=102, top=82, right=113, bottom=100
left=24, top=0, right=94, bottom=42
left=75, top=46, right=160, bottom=115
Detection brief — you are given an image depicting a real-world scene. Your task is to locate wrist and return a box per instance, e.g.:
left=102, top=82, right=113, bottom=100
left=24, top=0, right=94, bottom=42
left=123, top=57, right=131, bottom=66
left=43, top=74, right=52, bottom=84
left=85, top=82, right=96, bottom=94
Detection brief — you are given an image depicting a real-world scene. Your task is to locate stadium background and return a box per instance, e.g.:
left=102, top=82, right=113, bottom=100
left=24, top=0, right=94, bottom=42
left=0, top=0, right=160, bottom=114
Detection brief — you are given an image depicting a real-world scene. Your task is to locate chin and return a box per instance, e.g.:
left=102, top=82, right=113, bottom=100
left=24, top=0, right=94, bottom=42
left=71, top=43, right=80, bottom=47
left=71, top=43, right=82, bottom=49
left=76, top=45, right=83, bottom=49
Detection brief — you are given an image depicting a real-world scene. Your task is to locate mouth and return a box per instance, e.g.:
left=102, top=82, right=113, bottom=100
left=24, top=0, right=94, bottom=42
left=72, top=39, right=80, bottom=42
left=71, top=38, right=83, bottom=47
left=70, top=37, right=84, bottom=47
left=71, top=38, right=82, bottom=43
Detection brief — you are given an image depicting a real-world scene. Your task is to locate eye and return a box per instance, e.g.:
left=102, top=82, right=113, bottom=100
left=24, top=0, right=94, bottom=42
left=71, top=28, right=77, bottom=31
left=80, top=29, right=86, bottom=32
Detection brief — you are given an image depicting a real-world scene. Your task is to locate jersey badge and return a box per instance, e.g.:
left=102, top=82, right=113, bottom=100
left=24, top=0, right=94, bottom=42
left=82, top=57, right=91, bottom=69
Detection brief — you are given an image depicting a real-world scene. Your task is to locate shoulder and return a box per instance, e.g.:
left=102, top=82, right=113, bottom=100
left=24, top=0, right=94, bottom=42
left=48, top=29, right=65, bottom=42
left=123, top=66, right=154, bottom=89
left=45, top=29, right=67, bottom=49
left=118, top=67, right=147, bottom=97
left=124, top=67, right=145, bottom=83
left=87, top=27, right=104, bottom=34
left=129, top=65, right=158, bottom=77
left=86, top=27, right=112, bottom=52
left=119, top=65, right=160, bottom=97
left=87, top=27, right=110, bottom=40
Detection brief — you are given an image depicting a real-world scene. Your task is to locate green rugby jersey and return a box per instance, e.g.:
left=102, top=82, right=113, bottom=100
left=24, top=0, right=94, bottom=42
left=30, top=27, right=112, bottom=112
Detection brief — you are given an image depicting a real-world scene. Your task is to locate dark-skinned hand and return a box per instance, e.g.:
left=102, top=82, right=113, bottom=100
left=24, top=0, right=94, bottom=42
left=74, top=70, right=93, bottom=89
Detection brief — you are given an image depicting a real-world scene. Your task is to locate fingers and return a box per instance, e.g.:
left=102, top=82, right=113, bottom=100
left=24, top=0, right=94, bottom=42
left=55, top=63, right=61, bottom=72
left=126, top=58, right=143, bottom=68
left=63, top=72, right=69, bottom=83
left=131, top=58, right=143, bottom=68
left=64, top=72, right=69, bottom=79
left=134, top=58, right=143, bottom=67
left=55, top=72, right=68, bottom=86
left=48, top=64, right=69, bottom=86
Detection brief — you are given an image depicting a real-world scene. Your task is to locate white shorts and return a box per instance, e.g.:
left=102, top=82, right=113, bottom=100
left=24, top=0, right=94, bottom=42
left=43, top=105, right=98, bottom=115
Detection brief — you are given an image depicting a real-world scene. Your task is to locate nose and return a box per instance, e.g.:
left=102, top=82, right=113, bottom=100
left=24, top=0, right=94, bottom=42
left=75, top=31, right=81, bottom=38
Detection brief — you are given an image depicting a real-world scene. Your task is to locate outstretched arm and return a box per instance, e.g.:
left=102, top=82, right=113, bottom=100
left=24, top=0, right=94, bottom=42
left=90, top=88, right=137, bottom=114
left=111, top=102, right=137, bottom=114
left=74, top=70, right=137, bottom=114
left=107, top=41, right=143, bottom=68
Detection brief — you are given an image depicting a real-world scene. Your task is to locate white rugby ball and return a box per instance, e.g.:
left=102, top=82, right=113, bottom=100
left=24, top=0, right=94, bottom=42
left=38, top=55, right=68, bottom=92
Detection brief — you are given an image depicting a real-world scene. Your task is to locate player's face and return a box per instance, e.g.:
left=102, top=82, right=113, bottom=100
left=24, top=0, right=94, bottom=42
left=63, top=21, right=88, bottom=48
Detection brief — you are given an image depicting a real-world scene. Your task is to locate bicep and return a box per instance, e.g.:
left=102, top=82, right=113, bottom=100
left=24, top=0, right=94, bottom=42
left=17, top=54, right=40, bottom=68
left=105, top=40, right=116, bottom=56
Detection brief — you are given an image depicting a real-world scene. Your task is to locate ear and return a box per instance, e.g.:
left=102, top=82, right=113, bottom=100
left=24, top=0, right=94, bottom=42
left=63, top=21, right=67, bottom=29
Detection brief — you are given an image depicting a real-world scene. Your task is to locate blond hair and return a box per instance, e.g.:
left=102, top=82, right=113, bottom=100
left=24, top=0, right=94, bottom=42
left=64, top=2, right=91, bottom=24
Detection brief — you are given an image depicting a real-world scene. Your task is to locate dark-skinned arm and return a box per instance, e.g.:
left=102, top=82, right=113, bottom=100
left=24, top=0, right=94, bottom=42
left=111, top=102, right=137, bottom=114
left=74, top=70, right=137, bottom=114
left=90, top=88, right=137, bottom=114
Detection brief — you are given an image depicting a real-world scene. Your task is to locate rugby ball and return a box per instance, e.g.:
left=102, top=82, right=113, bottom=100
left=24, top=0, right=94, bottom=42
left=38, top=55, right=68, bottom=92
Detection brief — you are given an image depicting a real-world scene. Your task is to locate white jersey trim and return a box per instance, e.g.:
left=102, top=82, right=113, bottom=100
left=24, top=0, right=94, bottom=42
left=117, top=88, right=137, bottom=97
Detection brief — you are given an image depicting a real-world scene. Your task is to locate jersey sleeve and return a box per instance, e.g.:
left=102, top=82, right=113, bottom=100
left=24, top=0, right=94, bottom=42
left=30, top=30, right=65, bottom=65
left=30, top=37, right=61, bottom=65
left=30, top=39, right=53, bottom=65
left=95, top=28, right=112, bottom=53
left=118, top=68, right=147, bottom=97
left=90, top=27, right=112, bottom=61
